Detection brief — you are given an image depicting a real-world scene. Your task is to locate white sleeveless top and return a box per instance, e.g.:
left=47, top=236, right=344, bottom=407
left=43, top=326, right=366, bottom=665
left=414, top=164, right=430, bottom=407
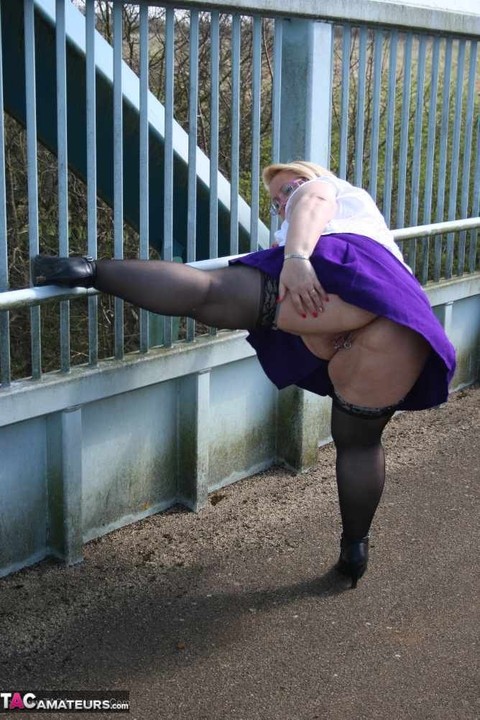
left=274, top=175, right=410, bottom=270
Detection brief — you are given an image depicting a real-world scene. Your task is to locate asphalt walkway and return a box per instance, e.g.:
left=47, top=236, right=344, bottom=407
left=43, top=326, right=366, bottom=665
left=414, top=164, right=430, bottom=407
left=0, top=385, right=479, bottom=720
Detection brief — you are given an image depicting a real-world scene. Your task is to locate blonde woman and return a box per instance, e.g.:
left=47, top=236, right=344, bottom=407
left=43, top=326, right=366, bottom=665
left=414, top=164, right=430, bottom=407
left=33, top=160, right=455, bottom=588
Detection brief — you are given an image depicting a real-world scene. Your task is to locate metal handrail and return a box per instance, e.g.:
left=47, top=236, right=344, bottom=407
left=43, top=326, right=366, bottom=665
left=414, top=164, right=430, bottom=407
left=129, top=0, right=480, bottom=37
left=0, top=217, right=479, bottom=311
left=392, top=217, right=480, bottom=241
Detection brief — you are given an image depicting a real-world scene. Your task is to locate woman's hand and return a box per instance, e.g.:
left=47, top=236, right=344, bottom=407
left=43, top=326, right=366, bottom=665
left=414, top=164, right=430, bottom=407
left=278, top=258, right=329, bottom=316
left=267, top=173, right=336, bottom=315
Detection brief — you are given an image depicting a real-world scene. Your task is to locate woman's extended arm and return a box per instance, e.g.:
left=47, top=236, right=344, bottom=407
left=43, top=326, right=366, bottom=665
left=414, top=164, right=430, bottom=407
left=279, top=181, right=337, bottom=317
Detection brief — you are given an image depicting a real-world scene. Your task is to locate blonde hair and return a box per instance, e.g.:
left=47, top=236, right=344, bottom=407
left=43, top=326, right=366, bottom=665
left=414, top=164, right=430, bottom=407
left=262, top=160, right=335, bottom=189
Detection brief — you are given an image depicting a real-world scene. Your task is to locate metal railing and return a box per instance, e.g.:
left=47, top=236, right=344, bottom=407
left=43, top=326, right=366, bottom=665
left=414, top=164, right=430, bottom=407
left=1, top=217, right=480, bottom=313
left=0, top=0, right=479, bottom=387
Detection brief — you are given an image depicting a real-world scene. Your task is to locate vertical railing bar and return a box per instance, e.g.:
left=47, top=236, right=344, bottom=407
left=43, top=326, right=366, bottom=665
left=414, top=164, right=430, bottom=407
left=269, top=18, right=282, bottom=246
left=186, top=9, right=199, bottom=342
left=400, top=35, right=415, bottom=271
left=383, top=30, right=398, bottom=227
left=250, top=16, right=262, bottom=252
left=459, top=41, right=478, bottom=276
left=162, top=7, right=175, bottom=347
left=368, top=29, right=383, bottom=201
left=424, top=37, right=440, bottom=282
left=411, top=36, right=426, bottom=228
left=468, top=116, right=480, bottom=273
left=209, top=11, right=220, bottom=260
left=411, top=37, right=428, bottom=282
left=86, top=0, right=98, bottom=366
left=0, top=2, right=11, bottom=386
left=56, top=0, right=70, bottom=373
left=327, top=32, right=334, bottom=169
left=113, top=2, right=124, bottom=359
left=339, top=24, right=351, bottom=179
left=209, top=10, right=220, bottom=336
left=354, top=26, right=367, bottom=187
left=435, top=37, right=452, bottom=223
left=423, top=36, right=440, bottom=225
left=24, top=0, right=42, bottom=379
left=56, top=1, right=68, bottom=253
left=446, top=39, right=465, bottom=278
left=396, top=33, right=412, bottom=233
left=434, top=39, right=452, bottom=281
left=271, top=19, right=282, bottom=165
left=230, top=13, right=241, bottom=255
left=139, top=2, right=149, bottom=352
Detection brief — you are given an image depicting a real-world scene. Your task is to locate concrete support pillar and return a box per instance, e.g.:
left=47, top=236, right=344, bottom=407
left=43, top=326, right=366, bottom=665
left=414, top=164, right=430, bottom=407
left=280, top=19, right=333, bottom=164
left=176, top=370, right=210, bottom=511
left=276, top=386, right=331, bottom=472
left=438, top=300, right=454, bottom=337
left=46, top=407, right=83, bottom=565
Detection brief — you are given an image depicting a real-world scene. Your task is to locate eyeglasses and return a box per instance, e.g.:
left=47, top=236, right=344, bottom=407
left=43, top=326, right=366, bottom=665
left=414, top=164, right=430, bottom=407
left=269, top=178, right=307, bottom=216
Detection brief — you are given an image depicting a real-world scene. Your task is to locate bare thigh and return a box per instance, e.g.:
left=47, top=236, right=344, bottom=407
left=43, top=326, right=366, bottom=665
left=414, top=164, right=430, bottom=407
left=275, top=293, right=377, bottom=361
left=276, top=293, right=377, bottom=336
left=328, top=317, right=431, bottom=408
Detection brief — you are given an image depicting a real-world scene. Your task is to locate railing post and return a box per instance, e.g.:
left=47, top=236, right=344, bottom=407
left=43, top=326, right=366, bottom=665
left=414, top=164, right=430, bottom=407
left=277, top=19, right=334, bottom=468
left=276, top=388, right=331, bottom=473
left=46, top=407, right=83, bottom=565
left=280, top=19, right=333, bottom=164
left=176, top=370, right=210, bottom=511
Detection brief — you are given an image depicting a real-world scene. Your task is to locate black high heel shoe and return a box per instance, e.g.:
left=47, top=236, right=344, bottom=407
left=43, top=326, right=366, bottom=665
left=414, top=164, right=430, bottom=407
left=336, top=535, right=369, bottom=589
left=32, top=255, right=97, bottom=288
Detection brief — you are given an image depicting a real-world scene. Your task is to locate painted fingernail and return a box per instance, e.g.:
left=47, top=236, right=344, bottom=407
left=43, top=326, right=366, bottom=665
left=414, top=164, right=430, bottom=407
left=302, top=313, right=307, bottom=319
left=312, top=312, right=318, bottom=318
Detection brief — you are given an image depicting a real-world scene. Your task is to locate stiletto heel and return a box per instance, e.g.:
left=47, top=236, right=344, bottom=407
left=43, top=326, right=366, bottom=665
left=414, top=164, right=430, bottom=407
left=336, top=535, right=369, bottom=589
left=32, top=255, right=97, bottom=288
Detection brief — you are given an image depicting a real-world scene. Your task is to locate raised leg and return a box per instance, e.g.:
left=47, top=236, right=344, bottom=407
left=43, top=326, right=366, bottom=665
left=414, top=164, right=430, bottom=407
left=33, top=256, right=264, bottom=331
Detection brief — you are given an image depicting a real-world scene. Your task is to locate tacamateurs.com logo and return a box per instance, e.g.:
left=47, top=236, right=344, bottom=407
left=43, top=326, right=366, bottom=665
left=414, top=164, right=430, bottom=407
left=0, top=691, right=130, bottom=713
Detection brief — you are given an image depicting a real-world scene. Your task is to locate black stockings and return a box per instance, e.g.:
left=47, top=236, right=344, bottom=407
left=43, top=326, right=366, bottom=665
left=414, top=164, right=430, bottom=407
left=331, top=401, right=394, bottom=541
left=94, top=259, right=263, bottom=330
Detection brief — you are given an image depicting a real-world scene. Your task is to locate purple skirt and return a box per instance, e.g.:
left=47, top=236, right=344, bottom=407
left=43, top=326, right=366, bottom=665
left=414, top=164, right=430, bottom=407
left=230, top=233, right=456, bottom=411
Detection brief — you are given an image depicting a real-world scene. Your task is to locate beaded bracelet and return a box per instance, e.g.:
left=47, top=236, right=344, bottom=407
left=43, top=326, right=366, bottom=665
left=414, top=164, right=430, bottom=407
left=283, top=253, right=310, bottom=261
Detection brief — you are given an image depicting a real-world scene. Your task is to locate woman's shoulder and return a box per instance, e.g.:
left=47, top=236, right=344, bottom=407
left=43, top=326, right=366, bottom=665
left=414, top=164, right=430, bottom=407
left=309, top=175, right=365, bottom=200
left=299, top=175, right=340, bottom=198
